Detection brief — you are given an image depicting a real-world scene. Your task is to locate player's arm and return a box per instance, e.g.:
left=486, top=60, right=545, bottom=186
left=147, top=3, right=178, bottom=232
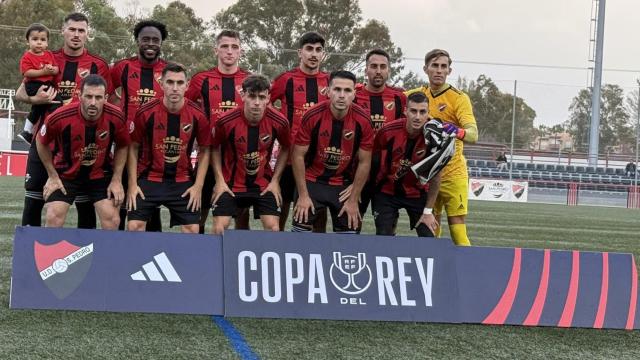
left=36, top=127, right=66, bottom=200
left=291, top=143, right=314, bottom=223
left=338, top=148, right=371, bottom=230
left=183, top=145, right=210, bottom=212
left=261, top=123, right=291, bottom=207
left=15, top=82, right=58, bottom=105
left=106, top=140, right=128, bottom=207
left=126, top=142, right=143, bottom=211
left=449, top=94, right=478, bottom=144
left=417, top=173, right=441, bottom=234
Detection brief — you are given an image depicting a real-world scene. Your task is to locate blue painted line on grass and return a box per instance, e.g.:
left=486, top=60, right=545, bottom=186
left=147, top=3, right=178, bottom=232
left=212, top=315, right=260, bottom=360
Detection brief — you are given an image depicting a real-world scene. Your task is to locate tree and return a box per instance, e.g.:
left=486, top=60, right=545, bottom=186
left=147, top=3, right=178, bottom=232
left=566, top=84, right=633, bottom=153
left=213, top=0, right=405, bottom=82
left=76, top=0, right=132, bottom=63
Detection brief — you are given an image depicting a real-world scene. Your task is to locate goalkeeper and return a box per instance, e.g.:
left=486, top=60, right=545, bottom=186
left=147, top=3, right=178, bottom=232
left=371, top=92, right=454, bottom=237
left=406, top=49, right=478, bottom=246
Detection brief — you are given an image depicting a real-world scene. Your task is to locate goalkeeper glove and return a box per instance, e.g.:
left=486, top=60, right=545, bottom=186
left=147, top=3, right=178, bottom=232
left=443, top=123, right=465, bottom=140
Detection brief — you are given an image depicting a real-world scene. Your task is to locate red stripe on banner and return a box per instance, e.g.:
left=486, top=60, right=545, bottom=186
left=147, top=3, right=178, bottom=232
left=523, top=249, right=551, bottom=326
left=482, top=248, right=522, bottom=325
left=626, top=256, right=638, bottom=330
left=558, top=251, right=580, bottom=327
left=593, top=252, right=609, bottom=328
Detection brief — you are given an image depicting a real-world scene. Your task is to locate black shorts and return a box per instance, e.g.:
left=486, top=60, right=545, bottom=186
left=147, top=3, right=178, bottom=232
left=46, top=177, right=112, bottom=205
left=201, top=165, right=216, bottom=210
left=372, top=192, right=433, bottom=237
left=128, top=179, right=199, bottom=226
left=359, top=180, right=374, bottom=215
left=292, top=181, right=360, bottom=233
left=278, top=165, right=296, bottom=203
left=212, top=190, right=280, bottom=218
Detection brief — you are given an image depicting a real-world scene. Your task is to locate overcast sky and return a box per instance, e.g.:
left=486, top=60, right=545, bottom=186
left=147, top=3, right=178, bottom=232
left=113, top=0, right=640, bottom=126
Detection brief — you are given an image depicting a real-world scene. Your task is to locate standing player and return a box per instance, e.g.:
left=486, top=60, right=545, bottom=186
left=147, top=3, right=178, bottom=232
left=291, top=70, right=374, bottom=233
left=185, top=30, right=249, bottom=233
left=110, top=19, right=169, bottom=231
left=270, top=31, right=330, bottom=231
left=16, top=12, right=110, bottom=229
left=210, top=75, right=290, bottom=234
left=36, top=74, right=128, bottom=229
left=372, top=92, right=440, bottom=236
left=406, top=49, right=478, bottom=246
left=126, top=63, right=211, bottom=234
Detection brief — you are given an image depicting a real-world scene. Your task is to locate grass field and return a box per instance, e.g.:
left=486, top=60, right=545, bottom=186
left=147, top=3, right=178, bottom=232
left=1, top=176, right=639, bottom=359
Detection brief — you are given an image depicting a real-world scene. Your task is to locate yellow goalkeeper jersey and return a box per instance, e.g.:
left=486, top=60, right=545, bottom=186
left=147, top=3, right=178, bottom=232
left=405, top=84, right=476, bottom=180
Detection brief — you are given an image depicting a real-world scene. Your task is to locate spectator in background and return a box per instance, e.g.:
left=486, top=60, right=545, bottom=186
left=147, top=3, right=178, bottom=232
left=496, top=151, right=508, bottom=171
left=625, top=161, right=636, bottom=177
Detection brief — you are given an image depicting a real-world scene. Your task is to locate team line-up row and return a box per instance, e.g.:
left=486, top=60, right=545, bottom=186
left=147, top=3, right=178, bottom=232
left=16, top=13, right=478, bottom=246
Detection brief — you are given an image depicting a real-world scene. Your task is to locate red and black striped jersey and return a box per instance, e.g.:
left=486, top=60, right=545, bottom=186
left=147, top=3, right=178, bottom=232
left=130, top=99, right=212, bottom=183
left=373, top=118, right=430, bottom=198
left=110, top=57, right=167, bottom=122
left=37, top=102, right=130, bottom=181
left=185, top=67, right=249, bottom=121
left=354, top=84, right=406, bottom=131
left=295, top=101, right=374, bottom=186
left=52, top=48, right=111, bottom=106
left=270, top=68, right=329, bottom=137
left=213, top=107, right=291, bottom=192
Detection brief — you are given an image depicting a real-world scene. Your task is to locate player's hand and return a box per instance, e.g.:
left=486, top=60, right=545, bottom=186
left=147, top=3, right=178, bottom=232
left=182, top=184, right=202, bottom=212
left=417, top=213, right=439, bottom=236
left=293, top=194, right=315, bottom=224
left=261, top=181, right=282, bottom=208
left=338, top=199, right=362, bottom=230
left=126, top=185, right=145, bottom=211
left=32, top=84, right=59, bottom=105
left=443, top=123, right=465, bottom=140
left=338, top=184, right=353, bottom=203
left=212, top=182, right=234, bottom=206
left=106, top=180, right=124, bottom=208
left=42, top=177, right=65, bottom=201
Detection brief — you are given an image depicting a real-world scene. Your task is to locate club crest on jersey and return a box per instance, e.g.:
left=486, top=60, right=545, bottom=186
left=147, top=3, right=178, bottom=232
left=129, top=121, right=135, bottom=134
left=182, top=123, right=192, bottom=133
left=154, top=72, right=162, bottom=84
left=235, top=85, right=243, bottom=94
left=320, top=87, right=329, bottom=96
left=98, top=130, right=109, bottom=140
left=77, top=68, right=90, bottom=78
left=438, top=103, right=447, bottom=112
left=40, top=124, right=46, bottom=136
left=343, top=130, right=354, bottom=140
left=260, top=134, right=271, bottom=143
left=384, top=101, right=395, bottom=110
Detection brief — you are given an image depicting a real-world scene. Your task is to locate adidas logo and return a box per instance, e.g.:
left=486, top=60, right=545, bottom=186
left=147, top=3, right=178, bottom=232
left=295, top=85, right=305, bottom=92
left=130, top=252, right=182, bottom=282
left=130, top=72, right=139, bottom=79
left=320, top=130, right=330, bottom=137
left=73, top=135, right=83, bottom=142
left=237, top=136, right=246, bottom=143
left=212, top=84, right=220, bottom=91
left=156, top=122, right=166, bottom=130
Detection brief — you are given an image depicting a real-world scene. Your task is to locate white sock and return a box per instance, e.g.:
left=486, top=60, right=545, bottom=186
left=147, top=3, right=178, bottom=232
left=23, top=120, right=34, bottom=133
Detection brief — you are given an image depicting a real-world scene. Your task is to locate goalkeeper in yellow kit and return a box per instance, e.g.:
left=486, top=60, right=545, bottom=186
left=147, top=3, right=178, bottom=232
left=406, top=49, right=478, bottom=246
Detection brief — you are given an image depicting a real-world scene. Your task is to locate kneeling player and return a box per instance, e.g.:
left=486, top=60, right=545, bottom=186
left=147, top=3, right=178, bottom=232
left=210, top=75, right=291, bottom=234
left=372, top=92, right=445, bottom=236
left=126, top=63, right=211, bottom=233
left=36, top=74, right=129, bottom=229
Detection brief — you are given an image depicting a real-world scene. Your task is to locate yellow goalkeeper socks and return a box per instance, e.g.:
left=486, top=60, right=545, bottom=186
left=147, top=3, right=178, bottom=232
left=449, top=224, right=471, bottom=246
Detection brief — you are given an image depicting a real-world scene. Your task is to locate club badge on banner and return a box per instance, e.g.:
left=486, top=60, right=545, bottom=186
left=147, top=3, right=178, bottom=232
left=469, top=179, right=528, bottom=202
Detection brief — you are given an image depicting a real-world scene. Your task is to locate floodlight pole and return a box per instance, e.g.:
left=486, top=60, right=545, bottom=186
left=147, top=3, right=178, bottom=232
left=635, top=84, right=639, bottom=188
left=509, top=80, right=517, bottom=182
left=588, top=0, right=606, bottom=167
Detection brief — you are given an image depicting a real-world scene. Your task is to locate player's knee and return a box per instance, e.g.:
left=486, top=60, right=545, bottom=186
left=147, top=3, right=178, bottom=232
left=127, top=220, right=146, bottom=232
left=45, top=207, right=66, bottom=227
left=181, top=224, right=199, bottom=233
left=100, top=212, right=120, bottom=230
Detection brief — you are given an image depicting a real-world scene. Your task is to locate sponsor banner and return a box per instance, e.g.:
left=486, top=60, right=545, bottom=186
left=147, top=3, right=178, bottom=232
left=10, top=226, right=224, bottom=315
left=223, top=230, right=460, bottom=322
left=469, top=179, right=528, bottom=202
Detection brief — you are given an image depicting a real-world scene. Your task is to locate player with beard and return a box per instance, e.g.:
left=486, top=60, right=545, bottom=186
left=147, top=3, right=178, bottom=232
left=126, top=63, right=211, bottom=234
left=36, top=74, right=129, bottom=229
left=210, top=75, right=290, bottom=234
left=291, top=70, right=374, bottom=234
left=270, top=31, right=330, bottom=232
left=185, top=30, right=249, bottom=233
left=406, top=49, right=478, bottom=246
left=111, top=20, right=168, bottom=232
left=371, top=92, right=440, bottom=237
left=354, top=48, right=407, bottom=218
left=15, top=12, right=110, bottom=229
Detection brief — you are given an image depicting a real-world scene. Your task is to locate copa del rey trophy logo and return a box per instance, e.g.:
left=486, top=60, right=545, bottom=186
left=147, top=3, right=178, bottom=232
left=329, top=252, right=372, bottom=296
left=34, top=240, right=94, bottom=299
